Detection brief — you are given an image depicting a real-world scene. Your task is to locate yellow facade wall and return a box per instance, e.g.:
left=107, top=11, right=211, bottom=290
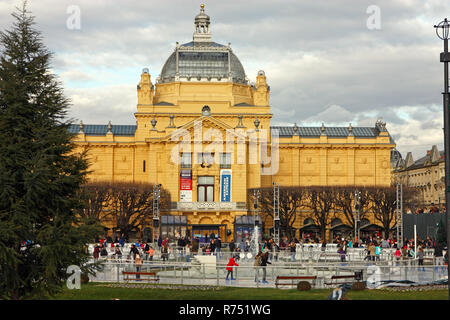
left=72, top=69, right=395, bottom=241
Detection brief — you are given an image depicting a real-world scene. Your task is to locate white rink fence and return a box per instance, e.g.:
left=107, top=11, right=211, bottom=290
left=87, top=243, right=448, bottom=289
left=88, top=242, right=438, bottom=264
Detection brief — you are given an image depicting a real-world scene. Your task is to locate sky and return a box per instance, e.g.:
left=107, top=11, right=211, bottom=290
left=0, top=0, right=449, bottom=160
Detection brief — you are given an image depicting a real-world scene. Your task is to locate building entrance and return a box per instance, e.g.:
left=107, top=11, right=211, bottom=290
left=190, top=224, right=227, bottom=244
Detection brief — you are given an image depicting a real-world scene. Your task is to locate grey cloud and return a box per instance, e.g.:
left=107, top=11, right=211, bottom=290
left=65, top=84, right=137, bottom=125
left=302, top=104, right=356, bottom=125
left=1, top=0, right=449, bottom=158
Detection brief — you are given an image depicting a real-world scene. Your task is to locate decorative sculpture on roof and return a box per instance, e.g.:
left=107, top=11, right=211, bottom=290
left=253, top=70, right=269, bottom=106
left=137, top=68, right=154, bottom=105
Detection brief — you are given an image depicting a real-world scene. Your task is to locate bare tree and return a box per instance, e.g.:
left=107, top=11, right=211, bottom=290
left=367, top=186, right=397, bottom=238
left=252, top=186, right=304, bottom=240
left=402, top=186, right=421, bottom=214
left=108, top=183, right=171, bottom=240
left=78, top=182, right=113, bottom=223
left=333, top=186, right=371, bottom=229
left=304, top=186, right=336, bottom=241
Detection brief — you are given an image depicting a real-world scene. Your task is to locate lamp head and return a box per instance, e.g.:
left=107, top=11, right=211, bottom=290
left=434, top=18, right=450, bottom=40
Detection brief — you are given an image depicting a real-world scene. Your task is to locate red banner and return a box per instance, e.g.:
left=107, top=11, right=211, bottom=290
left=180, top=169, right=192, bottom=190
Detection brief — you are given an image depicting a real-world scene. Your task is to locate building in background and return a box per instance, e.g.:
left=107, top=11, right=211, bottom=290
left=393, top=145, right=445, bottom=212
left=70, top=5, right=396, bottom=241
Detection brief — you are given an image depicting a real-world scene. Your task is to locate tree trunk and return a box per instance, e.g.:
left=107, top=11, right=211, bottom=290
left=321, top=226, right=327, bottom=242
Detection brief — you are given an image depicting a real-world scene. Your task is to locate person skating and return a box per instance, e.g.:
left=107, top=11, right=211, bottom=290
left=254, top=252, right=262, bottom=283
left=135, top=254, right=143, bottom=280
left=226, top=255, right=239, bottom=281
left=93, top=243, right=100, bottom=262
left=260, top=251, right=271, bottom=284
left=129, top=243, right=139, bottom=260
left=367, top=242, right=376, bottom=262
left=418, top=246, right=425, bottom=271
left=337, top=246, right=346, bottom=263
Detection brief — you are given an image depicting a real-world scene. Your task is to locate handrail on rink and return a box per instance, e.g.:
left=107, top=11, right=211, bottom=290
left=87, top=257, right=448, bottom=289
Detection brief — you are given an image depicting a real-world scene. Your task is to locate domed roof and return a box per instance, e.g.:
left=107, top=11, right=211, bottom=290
left=158, top=5, right=247, bottom=84
left=160, top=42, right=246, bottom=84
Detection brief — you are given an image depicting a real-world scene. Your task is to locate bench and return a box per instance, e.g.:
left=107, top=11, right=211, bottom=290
left=122, top=271, right=159, bottom=282
left=325, top=274, right=356, bottom=286
left=275, top=276, right=317, bottom=288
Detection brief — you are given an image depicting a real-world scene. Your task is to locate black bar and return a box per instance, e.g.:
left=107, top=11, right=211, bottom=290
left=441, top=37, right=450, bottom=300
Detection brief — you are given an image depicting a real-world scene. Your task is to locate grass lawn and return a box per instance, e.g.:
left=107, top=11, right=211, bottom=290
left=51, top=283, right=448, bottom=300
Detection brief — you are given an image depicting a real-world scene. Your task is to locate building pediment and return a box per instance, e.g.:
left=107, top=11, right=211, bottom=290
left=160, top=115, right=249, bottom=142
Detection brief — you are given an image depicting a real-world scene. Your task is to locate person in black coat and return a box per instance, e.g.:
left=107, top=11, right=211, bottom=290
left=157, top=236, right=162, bottom=249
left=177, top=237, right=186, bottom=248
left=229, top=240, right=236, bottom=253
left=260, top=252, right=271, bottom=283
left=129, top=244, right=139, bottom=260
left=210, top=239, right=216, bottom=254
left=215, top=237, right=222, bottom=257
left=177, top=236, right=186, bottom=257
left=144, top=242, right=150, bottom=260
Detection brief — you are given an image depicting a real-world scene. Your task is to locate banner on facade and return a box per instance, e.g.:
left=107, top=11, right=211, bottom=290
left=220, top=169, right=232, bottom=202
left=180, top=169, right=192, bottom=202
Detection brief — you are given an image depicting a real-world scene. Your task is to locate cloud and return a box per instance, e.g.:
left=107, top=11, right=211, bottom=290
left=65, top=84, right=137, bottom=125
left=1, top=0, right=449, bottom=159
left=302, top=104, right=356, bottom=125
left=60, top=69, right=94, bottom=82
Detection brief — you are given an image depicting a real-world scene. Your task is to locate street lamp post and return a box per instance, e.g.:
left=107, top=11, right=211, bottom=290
left=253, top=189, right=261, bottom=239
left=434, top=18, right=450, bottom=300
left=273, top=182, right=280, bottom=246
left=354, top=190, right=361, bottom=242
left=396, top=183, right=404, bottom=248
left=153, top=184, right=161, bottom=244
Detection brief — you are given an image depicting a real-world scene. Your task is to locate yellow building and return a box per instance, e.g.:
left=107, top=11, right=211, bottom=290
left=70, top=5, right=395, bottom=241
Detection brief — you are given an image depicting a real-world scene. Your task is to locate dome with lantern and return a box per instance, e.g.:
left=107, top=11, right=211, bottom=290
left=159, top=4, right=247, bottom=84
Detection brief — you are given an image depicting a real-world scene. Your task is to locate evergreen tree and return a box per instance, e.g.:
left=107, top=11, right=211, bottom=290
left=436, top=217, right=447, bottom=249
left=0, top=4, right=101, bottom=299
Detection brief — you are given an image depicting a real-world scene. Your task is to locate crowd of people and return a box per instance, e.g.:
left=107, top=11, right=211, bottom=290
left=91, top=232, right=448, bottom=268
left=410, top=205, right=446, bottom=214
left=90, top=232, right=448, bottom=284
left=326, top=234, right=448, bottom=265
left=92, top=233, right=226, bottom=263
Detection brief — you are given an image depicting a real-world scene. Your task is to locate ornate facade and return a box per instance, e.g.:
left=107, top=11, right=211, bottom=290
left=70, top=5, right=395, bottom=241
left=393, top=145, right=445, bottom=211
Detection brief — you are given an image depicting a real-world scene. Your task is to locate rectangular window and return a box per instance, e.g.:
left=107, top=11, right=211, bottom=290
left=206, top=186, right=214, bottom=201
left=197, top=152, right=214, bottom=166
left=180, top=153, right=192, bottom=168
left=198, top=176, right=214, bottom=185
left=198, top=186, right=205, bottom=202
left=220, top=153, right=231, bottom=168
left=198, top=176, right=214, bottom=202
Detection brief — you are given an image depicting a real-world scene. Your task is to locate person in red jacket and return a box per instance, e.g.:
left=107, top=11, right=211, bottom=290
left=226, top=255, right=239, bottom=281
left=93, top=244, right=100, bottom=261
